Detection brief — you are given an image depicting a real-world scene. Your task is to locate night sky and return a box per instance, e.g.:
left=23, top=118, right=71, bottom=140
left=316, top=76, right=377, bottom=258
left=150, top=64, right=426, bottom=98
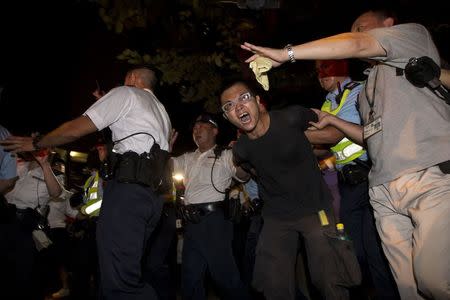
left=0, top=0, right=448, bottom=154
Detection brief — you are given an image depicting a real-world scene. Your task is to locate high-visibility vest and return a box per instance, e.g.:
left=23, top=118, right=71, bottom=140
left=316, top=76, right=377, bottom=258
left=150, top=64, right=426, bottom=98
left=321, top=82, right=366, bottom=165
left=81, top=171, right=102, bottom=217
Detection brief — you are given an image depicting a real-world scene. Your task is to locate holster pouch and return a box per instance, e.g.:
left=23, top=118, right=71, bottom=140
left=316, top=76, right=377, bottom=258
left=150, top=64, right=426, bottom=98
left=340, top=164, right=369, bottom=185
left=113, top=143, right=170, bottom=191
left=242, top=197, right=263, bottom=217
left=15, top=207, right=49, bottom=233
left=178, top=205, right=202, bottom=224
left=223, top=191, right=242, bottom=223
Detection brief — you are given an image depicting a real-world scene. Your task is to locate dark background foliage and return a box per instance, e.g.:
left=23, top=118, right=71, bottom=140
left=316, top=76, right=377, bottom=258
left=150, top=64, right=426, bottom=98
left=0, top=0, right=448, bottom=153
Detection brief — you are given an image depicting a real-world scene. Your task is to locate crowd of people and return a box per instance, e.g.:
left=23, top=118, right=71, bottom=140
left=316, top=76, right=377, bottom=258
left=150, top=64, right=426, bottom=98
left=1, top=6, right=449, bottom=300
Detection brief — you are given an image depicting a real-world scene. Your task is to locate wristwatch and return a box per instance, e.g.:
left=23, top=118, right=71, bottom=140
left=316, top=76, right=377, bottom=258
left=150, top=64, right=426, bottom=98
left=285, top=44, right=296, bottom=63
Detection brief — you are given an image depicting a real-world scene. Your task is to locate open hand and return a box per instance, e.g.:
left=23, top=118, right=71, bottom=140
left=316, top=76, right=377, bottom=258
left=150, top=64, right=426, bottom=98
left=92, top=89, right=105, bottom=100
left=0, top=136, right=34, bottom=153
left=241, top=42, right=287, bottom=67
left=309, top=108, right=336, bottom=129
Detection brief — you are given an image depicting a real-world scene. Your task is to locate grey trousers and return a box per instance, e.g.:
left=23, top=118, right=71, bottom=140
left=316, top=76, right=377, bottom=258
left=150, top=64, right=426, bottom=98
left=369, top=165, right=450, bottom=300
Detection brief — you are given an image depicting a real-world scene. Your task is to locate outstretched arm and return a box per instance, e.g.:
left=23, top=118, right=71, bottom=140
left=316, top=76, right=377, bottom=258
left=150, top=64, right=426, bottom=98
left=0, top=115, right=97, bottom=153
left=241, top=32, right=385, bottom=66
left=309, top=109, right=364, bottom=146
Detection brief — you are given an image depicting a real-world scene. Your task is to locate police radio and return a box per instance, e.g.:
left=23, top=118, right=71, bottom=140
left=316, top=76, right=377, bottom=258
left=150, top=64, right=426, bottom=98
left=404, top=56, right=450, bottom=105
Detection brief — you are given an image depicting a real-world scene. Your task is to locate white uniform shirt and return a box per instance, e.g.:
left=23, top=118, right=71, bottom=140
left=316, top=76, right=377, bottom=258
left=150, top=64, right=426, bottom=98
left=47, top=199, right=79, bottom=228
left=84, top=86, right=171, bottom=154
left=5, top=161, right=57, bottom=210
left=47, top=176, right=79, bottom=228
left=172, top=147, right=237, bottom=205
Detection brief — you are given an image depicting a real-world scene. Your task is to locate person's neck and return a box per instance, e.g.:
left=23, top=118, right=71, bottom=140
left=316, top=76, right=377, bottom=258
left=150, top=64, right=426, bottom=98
left=247, top=111, right=270, bottom=140
left=198, top=143, right=216, bottom=153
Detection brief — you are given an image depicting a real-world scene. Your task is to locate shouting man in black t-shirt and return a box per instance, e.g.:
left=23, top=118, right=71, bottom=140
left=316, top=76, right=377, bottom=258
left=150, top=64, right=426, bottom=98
left=220, top=80, right=350, bottom=300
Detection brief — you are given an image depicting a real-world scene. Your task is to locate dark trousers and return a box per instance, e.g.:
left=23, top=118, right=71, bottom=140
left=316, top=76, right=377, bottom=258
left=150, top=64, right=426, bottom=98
left=143, top=202, right=177, bottom=300
left=0, top=220, right=37, bottom=300
left=96, top=179, right=163, bottom=300
left=242, top=214, right=263, bottom=286
left=252, top=212, right=349, bottom=300
left=339, top=180, right=399, bottom=300
left=70, top=218, right=99, bottom=300
left=181, top=210, right=250, bottom=300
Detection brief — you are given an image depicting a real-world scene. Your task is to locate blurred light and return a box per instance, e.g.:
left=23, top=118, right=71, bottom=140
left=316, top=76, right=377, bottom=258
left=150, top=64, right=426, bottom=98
left=70, top=151, right=84, bottom=157
left=69, top=151, right=88, bottom=163
left=173, top=173, right=184, bottom=182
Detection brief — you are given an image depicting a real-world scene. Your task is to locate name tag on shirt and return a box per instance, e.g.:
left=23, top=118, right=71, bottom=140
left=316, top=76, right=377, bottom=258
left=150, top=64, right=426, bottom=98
left=363, top=116, right=382, bottom=140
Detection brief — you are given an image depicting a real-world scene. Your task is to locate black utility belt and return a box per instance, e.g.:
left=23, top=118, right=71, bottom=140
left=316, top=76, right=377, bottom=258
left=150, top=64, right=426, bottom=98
left=189, top=201, right=224, bottom=213
left=107, top=149, right=169, bottom=191
left=178, top=201, right=224, bottom=224
left=338, top=163, right=369, bottom=185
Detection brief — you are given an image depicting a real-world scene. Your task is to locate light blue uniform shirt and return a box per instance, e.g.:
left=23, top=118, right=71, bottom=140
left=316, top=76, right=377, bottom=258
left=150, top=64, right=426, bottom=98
left=326, top=78, right=368, bottom=167
left=244, top=179, right=259, bottom=200
left=0, top=125, right=17, bottom=180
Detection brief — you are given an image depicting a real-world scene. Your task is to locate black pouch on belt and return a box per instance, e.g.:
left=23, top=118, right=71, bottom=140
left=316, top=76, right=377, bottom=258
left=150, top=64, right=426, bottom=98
left=114, top=144, right=169, bottom=191
left=340, top=164, right=369, bottom=185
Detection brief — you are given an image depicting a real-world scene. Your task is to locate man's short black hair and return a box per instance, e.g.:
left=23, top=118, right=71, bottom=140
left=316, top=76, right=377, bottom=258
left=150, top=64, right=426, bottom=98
left=195, top=113, right=219, bottom=128
left=219, top=78, right=270, bottom=111
left=220, top=78, right=264, bottom=97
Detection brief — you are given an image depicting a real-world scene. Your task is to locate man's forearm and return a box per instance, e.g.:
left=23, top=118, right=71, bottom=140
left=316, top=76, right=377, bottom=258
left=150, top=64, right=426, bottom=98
left=329, top=117, right=364, bottom=145
left=38, top=116, right=98, bottom=148
left=0, top=178, right=17, bottom=195
left=305, top=126, right=345, bottom=145
left=235, top=166, right=250, bottom=182
left=40, top=163, right=63, bottom=198
left=292, top=32, right=385, bottom=61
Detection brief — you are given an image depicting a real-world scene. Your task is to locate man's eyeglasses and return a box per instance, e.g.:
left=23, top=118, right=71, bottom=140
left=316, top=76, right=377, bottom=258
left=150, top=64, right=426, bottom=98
left=221, top=92, right=254, bottom=113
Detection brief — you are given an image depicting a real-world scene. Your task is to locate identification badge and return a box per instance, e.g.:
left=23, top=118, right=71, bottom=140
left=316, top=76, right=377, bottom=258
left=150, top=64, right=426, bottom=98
left=364, top=116, right=382, bottom=140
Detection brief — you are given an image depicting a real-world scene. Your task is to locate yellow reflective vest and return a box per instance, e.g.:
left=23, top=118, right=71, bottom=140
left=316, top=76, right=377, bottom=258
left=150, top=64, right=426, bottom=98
left=321, top=82, right=365, bottom=165
left=81, top=171, right=102, bottom=217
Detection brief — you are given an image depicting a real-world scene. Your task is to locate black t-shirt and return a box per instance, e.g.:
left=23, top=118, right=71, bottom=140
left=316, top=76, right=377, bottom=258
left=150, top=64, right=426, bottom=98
left=233, top=106, right=332, bottom=220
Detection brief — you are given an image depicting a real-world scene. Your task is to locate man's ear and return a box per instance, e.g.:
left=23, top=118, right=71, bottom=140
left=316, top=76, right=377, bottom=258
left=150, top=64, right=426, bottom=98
left=383, top=17, right=395, bottom=27
left=255, top=95, right=261, bottom=104
left=222, top=113, right=228, bottom=120
left=212, top=127, right=219, bottom=137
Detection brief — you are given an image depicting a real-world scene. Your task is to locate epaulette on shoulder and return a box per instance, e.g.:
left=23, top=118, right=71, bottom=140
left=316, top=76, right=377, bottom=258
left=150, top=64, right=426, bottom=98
left=344, top=81, right=362, bottom=90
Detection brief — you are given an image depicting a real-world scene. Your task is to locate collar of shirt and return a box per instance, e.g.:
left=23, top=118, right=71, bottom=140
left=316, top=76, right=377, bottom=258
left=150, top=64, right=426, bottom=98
left=326, top=77, right=352, bottom=108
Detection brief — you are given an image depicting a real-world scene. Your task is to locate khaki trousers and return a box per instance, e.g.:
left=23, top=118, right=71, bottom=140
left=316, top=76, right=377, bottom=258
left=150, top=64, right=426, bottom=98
left=369, top=166, right=450, bottom=300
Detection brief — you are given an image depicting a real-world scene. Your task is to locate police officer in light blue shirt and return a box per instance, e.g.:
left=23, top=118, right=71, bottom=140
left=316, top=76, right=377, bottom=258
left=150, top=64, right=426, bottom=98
left=306, top=60, right=398, bottom=299
left=0, top=124, right=17, bottom=194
